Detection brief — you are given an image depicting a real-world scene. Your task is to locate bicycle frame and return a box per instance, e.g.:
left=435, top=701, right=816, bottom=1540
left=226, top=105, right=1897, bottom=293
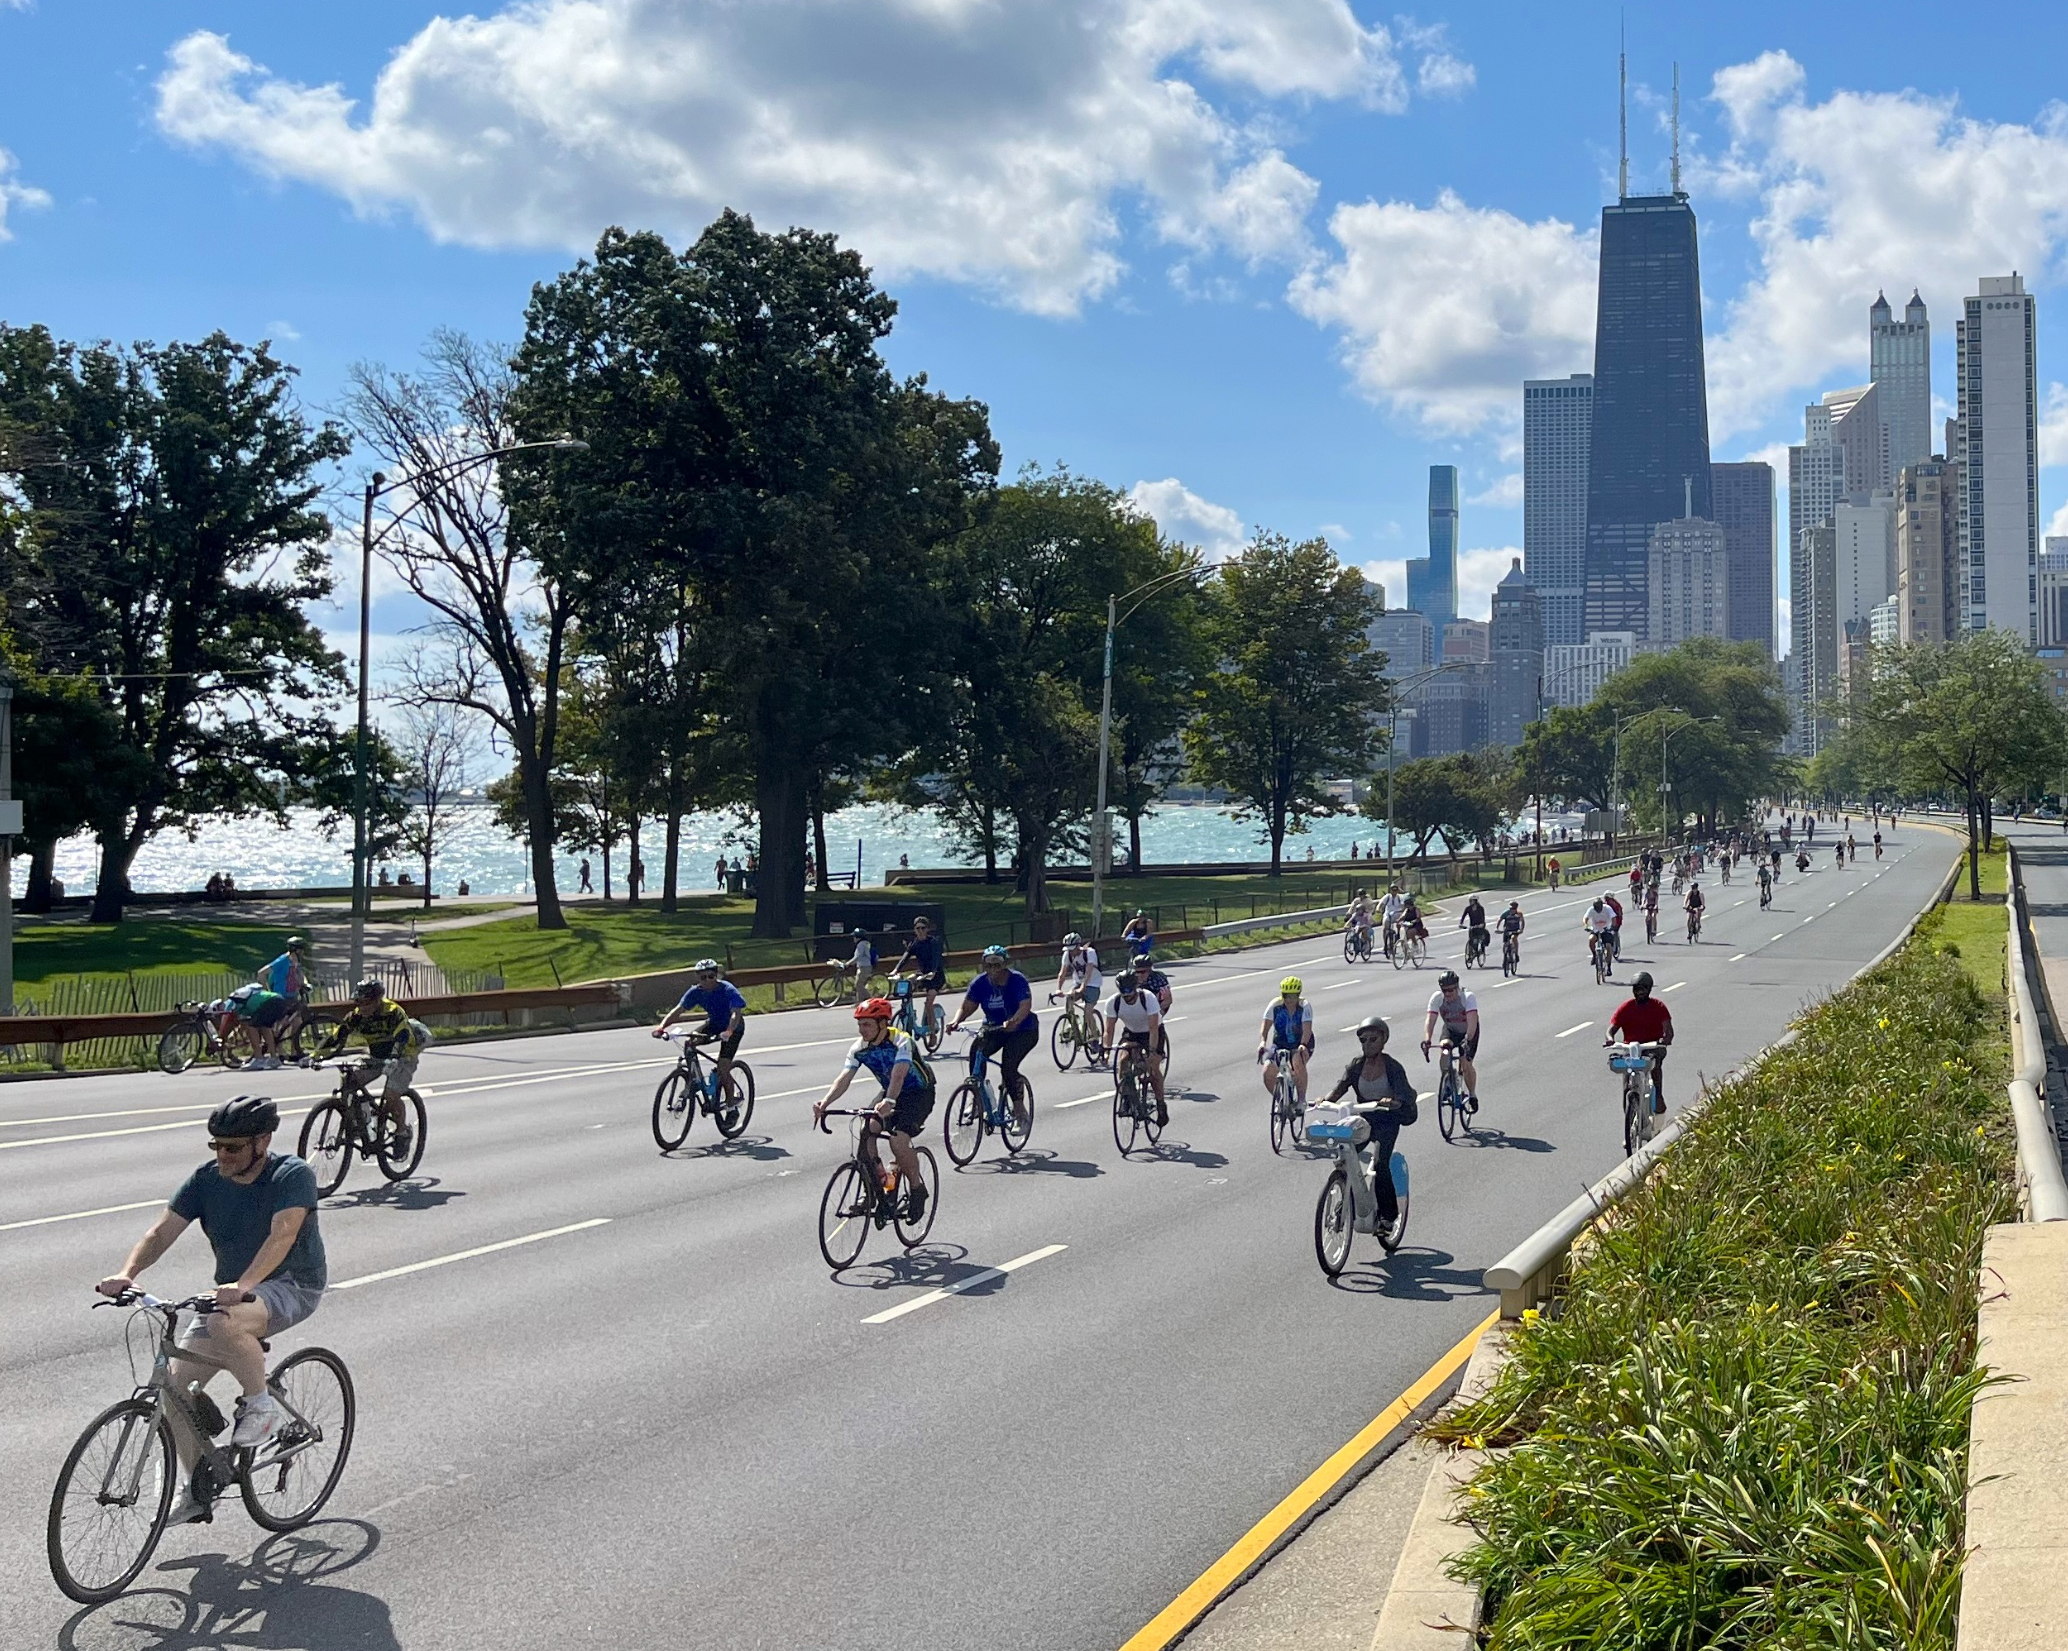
left=1313, top=1114, right=1403, bottom=1235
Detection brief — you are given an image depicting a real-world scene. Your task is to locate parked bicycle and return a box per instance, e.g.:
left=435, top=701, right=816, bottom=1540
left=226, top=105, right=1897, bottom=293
left=1608, top=1038, right=1666, bottom=1155
left=1110, top=1037, right=1164, bottom=1156
left=296, top=1061, right=427, bottom=1195
left=1047, top=990, right=1105, bottom=1071
left=890, top=975, right=947, bottom=1056
left=815, top=1107, right=939, bottom=1271
left=813, top=959, right=888, bottom=1008
left=48, top=1289, right=354, bottom=1604
left=943, top=1035, right=1034, bottom=1166
left=651, top=1028, right=757, bottom=1152
left=1432, top=1040, right=1472, bottom=1142
left=1306, top=1106, right=1410, bottom=1277
left=1264, top=1046, right=1305, bottom=1156
left=156, top=1003, right=257, bottom=1075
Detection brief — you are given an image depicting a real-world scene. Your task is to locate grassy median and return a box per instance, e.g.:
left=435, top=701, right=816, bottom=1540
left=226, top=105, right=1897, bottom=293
left=1436, top=939, right=2017, bottom=1649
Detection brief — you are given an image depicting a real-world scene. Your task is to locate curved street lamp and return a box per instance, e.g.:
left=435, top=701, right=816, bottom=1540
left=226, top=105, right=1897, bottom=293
left=349, top=438, right=588, bottom=980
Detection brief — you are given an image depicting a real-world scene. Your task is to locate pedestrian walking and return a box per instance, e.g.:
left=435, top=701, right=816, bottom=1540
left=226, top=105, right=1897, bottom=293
left=578, top=857, right=594, bottom=894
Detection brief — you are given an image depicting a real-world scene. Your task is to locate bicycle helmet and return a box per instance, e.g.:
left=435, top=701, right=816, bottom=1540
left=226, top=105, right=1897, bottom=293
left=285, top=935, right=309, bottom=954
left=1437, top=970, right=1460, bottom=989
left=1063, top=932, right=1083, bottom=947
left=1354, top=1014, right=1390, bottom=1042
left=981, top=944, right=1010, bottom=962
left=854, top=997, right=896, bottom=1022
left=913, top=915, right=932, bottom=929
left=353, top=976, right=385, bottom=1000
left=208, top=1096, right=280, bottom=1139
left=1631, top=972, right=1655, bottom=996
left=693, top=957, right=721, bottom=973
left=1279, top=976, right=1303, bottom=995
left=1132, top=951, right=1155, bottom=969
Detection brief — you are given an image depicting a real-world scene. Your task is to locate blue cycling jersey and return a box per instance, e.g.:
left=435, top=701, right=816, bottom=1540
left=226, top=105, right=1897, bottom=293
left=1268, top=1000, right=1314, bottom=1047
left=673, top=981, right=746, bottom=1032
left=842, top=1029, right=933, bottom=1095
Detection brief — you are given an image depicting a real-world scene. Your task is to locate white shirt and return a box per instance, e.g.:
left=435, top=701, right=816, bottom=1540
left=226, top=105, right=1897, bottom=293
left=1106, top=990, right=1160, bottom=1035
left=1378, top=892, right=1405, bottom=924
left=1583, top=906, right=1614, bottom=933
left=1427, top=987, right=1478, bottom=1033
left=1058, top=945, right=1101, bottom=992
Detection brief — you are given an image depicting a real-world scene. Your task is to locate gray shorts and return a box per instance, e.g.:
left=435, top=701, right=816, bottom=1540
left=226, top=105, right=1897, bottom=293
left=180, top=1278, right=324, bottom=1348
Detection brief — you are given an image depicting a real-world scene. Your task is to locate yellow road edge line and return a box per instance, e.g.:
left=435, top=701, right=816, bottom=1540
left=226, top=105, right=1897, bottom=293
left=1115, top=1307, right=1498, bottom=1651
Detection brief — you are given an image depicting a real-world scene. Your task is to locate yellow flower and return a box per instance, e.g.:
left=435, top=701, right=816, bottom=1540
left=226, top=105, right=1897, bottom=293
left=1522, top=1307, right=1541, bottom=1323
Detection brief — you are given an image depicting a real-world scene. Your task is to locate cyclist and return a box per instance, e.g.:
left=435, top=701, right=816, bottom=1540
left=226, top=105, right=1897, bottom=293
left=1582, top=897, right=1615, bottom=976
left=317, top=979, right=430, bottom=1162
left=1050, top=931, right=1105, bottom=1053
left=1684, top=879, right=1706, bottom=941
left=224, top=982, right=295, bottom=1071
left=259, top=936, right=313, bottom=1061
left=813, top=999, right=934, bottom=1226
left=1605, top=971, right=1675, bottom=1115
left=1627, top=863, right=1645, bottom=905
left=1603, top=890, right=1625, bottom=958
left=96, top=1096, right=326, bottom=1519
left=1496, top=899, right=1526, bottom=969
left=1377, top=884, right=1407, bottom=958
left=1756, top=858, right=1772, bottom=907
left=1420, top=970, right=1480, bottom=1113
left=1105, top=974, right=1167, bottom=1126
left=1256, top=975, right=1315, bottom=1114
left=1399, top=892, right=1429, bottom=952
left=652, top=958, right=747, bottom=1089
left=1122, top=910, right=1155, bottom=962
left=1130, top=951, right=1175, bottom=1075
left=844, top=928, right=877, bottom=1005
left=1345, top=889, right=1375, bottom=953
left=1642, top=873, right=1661, bottom=941
left=1873, top=829, right=1884, bottom=860
left=1459, top=893, right=1490, bottom=967
left=1316, top=1016, right=1417, bottom=1241
left=947, top=945, right=1038, bottom=1128
left=889, top=915, right=948, bottom=1027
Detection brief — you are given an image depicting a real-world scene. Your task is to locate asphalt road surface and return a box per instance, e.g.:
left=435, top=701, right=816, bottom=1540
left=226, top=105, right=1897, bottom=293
left=0, top=819, right=1957, bottom=1650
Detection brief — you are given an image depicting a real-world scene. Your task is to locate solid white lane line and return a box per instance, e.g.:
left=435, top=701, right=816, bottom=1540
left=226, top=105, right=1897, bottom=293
left=1555, top=1021, right=1593, bottom=1038
left=1489, top=977, right=1522, bottom=988
left=1663, top=981, right=1688, bottom=992
left=1321, top=981, right=1359, bottom=990
left=862, top=1243, right=1067, bottom=1325
left=331, top=1219, right=612, bottom=1290
left=1730, top=953, right=1747, bottom=962
left=0, top=1198, right=163, bottom=1233
left=1054, top=1094, right=1104, bottom=1110
left=0, top=1110, right=314, bottom=1152
left=1770, top=933, right=1785, bottom=942
left=1, top=1099, right=231, bottom=1131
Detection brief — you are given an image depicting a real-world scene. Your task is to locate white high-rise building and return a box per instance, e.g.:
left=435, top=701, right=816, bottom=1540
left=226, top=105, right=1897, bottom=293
left=1869, top=595, right=1900, bottom=645
left=1647, top=514, right=1730, bottom=644
left=1543, top=631, right=1637, bottom=708
left=2040, top=538, right=2068, bottom=647
left=1523, top=374, right=1592, bottom=649
left=1871, top=291, right=1932, bottom=478
left=1956, top=274, right=2040, bottom=639
left=1833, top=494, right=1897, bottom=635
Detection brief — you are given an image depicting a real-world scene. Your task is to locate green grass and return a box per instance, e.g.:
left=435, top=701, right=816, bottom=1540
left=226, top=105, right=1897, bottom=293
left=1915, top=901, right=2006, bottom=1000
left=15, top=917, right=295, bottom=988
left=1951, top=841, right=2008, bottom=898
left=1434, top=941, right=2016, bottom=1649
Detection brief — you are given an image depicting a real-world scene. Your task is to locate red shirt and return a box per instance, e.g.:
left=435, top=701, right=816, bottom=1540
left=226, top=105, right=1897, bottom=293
left=1608, top=997, right=1672, bottom=1044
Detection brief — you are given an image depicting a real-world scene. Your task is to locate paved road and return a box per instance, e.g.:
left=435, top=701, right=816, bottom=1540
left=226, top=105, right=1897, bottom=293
left=0, top=822, right=1958, bottom=1650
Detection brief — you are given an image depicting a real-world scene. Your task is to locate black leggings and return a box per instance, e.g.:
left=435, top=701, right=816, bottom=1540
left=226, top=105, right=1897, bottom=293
left=977, top=1021, right=1038, bottom=1095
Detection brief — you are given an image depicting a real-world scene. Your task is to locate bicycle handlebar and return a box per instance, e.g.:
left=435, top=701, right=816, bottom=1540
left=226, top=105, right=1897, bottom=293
left=93, top=1288, right=220, bottom=1314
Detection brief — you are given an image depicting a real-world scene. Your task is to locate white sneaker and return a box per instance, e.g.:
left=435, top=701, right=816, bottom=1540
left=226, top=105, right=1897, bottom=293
left=232, top=1393, right=283, bottom=1448
left=247, top=1055, right=279, bottom=1071
left=166, top=1487, right=213, bottom=1525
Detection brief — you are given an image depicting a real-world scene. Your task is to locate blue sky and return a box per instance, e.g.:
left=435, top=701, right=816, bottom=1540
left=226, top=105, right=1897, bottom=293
left=6, top=0, right=2068, bottom=666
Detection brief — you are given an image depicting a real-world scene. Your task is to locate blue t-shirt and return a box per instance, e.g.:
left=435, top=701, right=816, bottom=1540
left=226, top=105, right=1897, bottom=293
left=901, top=935, right=944, bottom=974
left=262, top=953, right=303, bottom=998
left=843, top=1028, right=934, bottom=1095
left=170, top=1153, right=327, bottom=1290
left=964, top=969, right=1037, bottom=1030
left=1268, top=1000, right=1315, bottom=1048
left=674, top=981, right=747, bottom=1031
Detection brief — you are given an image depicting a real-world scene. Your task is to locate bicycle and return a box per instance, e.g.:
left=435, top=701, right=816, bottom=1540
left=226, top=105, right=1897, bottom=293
left=1686, top=906, right=1703, bottom=944
left=1609, top=1039, right=1665, bottom=1155
left=1110, top=1037, right=1164, bottom=1156
left=1264, top=1046, right=1305, bottom=1156
left=1392, top=926, right=1428, bottom=970
left=1047, top=989, right=1105, bottom=1071
left=295, top=1061, right=426, bottom=1196
left=157, top=1003, right=258, bottom=1076
left=1589, top=930, right=1614, bottom=985
left=813, top=959, right=888, bottom=1008
left=650, top=1029, right=757, bottom=1152
left=1644, top=904, right=1659, bottom=944
left=815, top=1106, right=939, bottom=1271
left=1432, top=1041, right=1471, bottom=1142
left=1307, top=1105, right=1410, bottom=1276
left=1500, top=930, right=1521, bottom=977
left=890, top=975, right=947, bottom=1056
left=1758, top=879, right=1773, bottom=910
left=1342, top=923, right=1374, bottom=965
left=49, top=1289, right=354, bottom=1604
left=1381, top=919, right=1400, bottom=963
left=942, top=1035, right=1034, bottom=1167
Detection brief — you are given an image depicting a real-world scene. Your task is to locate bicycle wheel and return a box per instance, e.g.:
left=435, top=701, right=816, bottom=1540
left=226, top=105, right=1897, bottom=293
left=48, top=1398, right=173, bottom=1605
left=813, top=969, right=844, bottom=1009
left=1000, top=1073, right=1034, bottom=1155
left=1437, top=1073, right=1459, bottom=1142
left=1380, top=1156, right=1410, bottom=1252
left=1342, top=932, right=1359, bottom=965
left=1622, top=1077, right=1644, bottom=1155
left=1269, top=1082, right=1289, bottom=1155
left=297, top=1101, right=353, bottom=1197
left=817, top=1163, right=873, bottom=1271
left=924, top=1004, right=946, bottom=1056
left=240, top=1347, right=355, bottom=1531
left=221, top=1023, right=259, bottom=1070
left=1050, top=1013, right=1079, bottom=1071
left=943, top=1083, right=984, bottom=1167
left=652, top=1069, right=695, bottom=1152
left=714, top=1066, right=755, bottom=1139
left=1111, top=1067, right=1143, bottom=1156
left=1389, top=934, right=1406, bottom=970
left=1502, top=942, right=1517, bottom=978
left=374, top=1091, right=428, bottom=1182
left=1409, top=937, right=1426, bottom=968
left=1314, top=1169, right=1352, bottom=1277
left=157, top=1020, right=205, bottom=1076
left=895, top=1147, right=940, bottom=1248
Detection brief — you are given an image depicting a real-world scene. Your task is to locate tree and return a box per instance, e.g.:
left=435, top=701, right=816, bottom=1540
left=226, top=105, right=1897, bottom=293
left=1184, top=532, right=1388, bottom=873
left=1373, top=753, right=1503, bottom=860
left=511, top=217, right=997, bottom=938
left=343, top=331, right=587, bottom=930
left=5, top=673, right=144, bottom=912
left=395, top=703, right=480, bottom=908
left=1841, top=630, right=2067, bottom=897
left=1514, top=703, right=1617, bottom=823
left=1596, top=640, right=1789, bottom=836
left=0, top=326, right=348, bottom=922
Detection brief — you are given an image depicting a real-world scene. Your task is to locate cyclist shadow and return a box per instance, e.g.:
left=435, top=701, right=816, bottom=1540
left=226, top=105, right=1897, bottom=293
left=669, top=1133, right=790, bottom=1163
left=832, top=1242, right=971, bottom=1292
left=1328, top=1246, right=1491, bottom=1303
left=60, top=1519, right=396, bottom=1651
left=956, top=1148, right=1102, bottom=1179
left=1450, top=1127, right=1556, bottom=1153
left=1135, top=1139, right=1230, bottom=1170
left=321, top=1176, right=464, bottom=1213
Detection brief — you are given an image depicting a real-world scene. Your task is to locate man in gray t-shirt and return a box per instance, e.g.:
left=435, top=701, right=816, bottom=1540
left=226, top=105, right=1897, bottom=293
left=98, top=1096, right=327, bottom=1522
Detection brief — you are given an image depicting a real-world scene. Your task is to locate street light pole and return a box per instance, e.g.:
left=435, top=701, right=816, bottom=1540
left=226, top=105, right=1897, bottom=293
left=1382, top=662, right=1468, bottom=884
left=0, top=668, right=14, bottom=1016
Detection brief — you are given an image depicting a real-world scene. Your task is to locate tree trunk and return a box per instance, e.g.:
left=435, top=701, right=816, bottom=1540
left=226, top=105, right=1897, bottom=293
left=422, top=833, right=434, bottom=909
left=1022, top=817, right=1051, bottom=918
left=23, top=840, right=54, bottom=914
left=784, top=782, right=809, bottom=929
left=519, top=752, right=566, bottom=930
left=661, top=759, right=683, bottom=915
left=89, top=827, right=137, bottom=924
left=812, top=797, right=831, bottom=893
left=1983, top=795, right=1994, bottom=852
left=1966, top=785, right=1981, bottom=900
left=1268, top=800, right=1286, bottom=876
left=982, top=802, right=998, bottom=883
left=629, top=815, right=642, bottom=907
left=751, top=760, right=803, bottom=938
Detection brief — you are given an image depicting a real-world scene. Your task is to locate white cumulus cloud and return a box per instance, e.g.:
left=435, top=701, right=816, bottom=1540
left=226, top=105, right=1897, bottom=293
left=0, top=147, right=50, bottom=240
left=1128, top=476, right=1246, bottom=559
left=154, top=0, right=1468, bottom=317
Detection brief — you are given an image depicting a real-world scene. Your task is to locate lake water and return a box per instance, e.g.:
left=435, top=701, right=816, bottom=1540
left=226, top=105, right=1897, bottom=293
left=40, top=801, right=1564, bottom=898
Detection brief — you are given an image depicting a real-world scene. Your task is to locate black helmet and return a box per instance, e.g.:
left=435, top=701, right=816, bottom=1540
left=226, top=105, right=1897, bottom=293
left=1437, top=970, right=1460, bottom=989
left=1632, top=971, right=1655, bottom=996
left=208, top=1096, right=279, bottom=1139
left=1132, top=952, right=1155, bottom=969
left=354, top=977, right=384, bottom=1000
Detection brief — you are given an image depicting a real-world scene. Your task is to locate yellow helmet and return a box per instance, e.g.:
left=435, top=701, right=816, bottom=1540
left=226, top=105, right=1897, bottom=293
left=1279, top=976, right=1303, bottom=995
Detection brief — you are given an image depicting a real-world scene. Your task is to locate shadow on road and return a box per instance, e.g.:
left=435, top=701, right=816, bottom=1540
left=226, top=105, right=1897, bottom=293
left=1327, top=1245, right=1490, bottom=1303
left=321, top=1177, right=464, bottom=1213
left=667, top=1133, right=789, bottom=1163
left=832, top=1243, right=971, bottom=1291
left=1134, top=1139, right=1230, bottom=1170
left=1448, top=1127, right=1555, bottom=1154
left=60, top=1520, right=395, bottom=1651
left=957, top=1148, right=1102, bottom=1179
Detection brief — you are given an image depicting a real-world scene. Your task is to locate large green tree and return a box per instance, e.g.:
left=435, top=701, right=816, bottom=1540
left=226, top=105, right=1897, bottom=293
left=1184, top=532, right=1388, bottom=873
left=511, top=216, right=997, bottom=937
left=1596, top=640, right=1789, bottom=835
left=0, top=326, right=347, bottom=921
left=1371, top=752, right=1505, bottom=859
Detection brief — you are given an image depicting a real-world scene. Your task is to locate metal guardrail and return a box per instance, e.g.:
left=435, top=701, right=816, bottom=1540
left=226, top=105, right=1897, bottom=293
left=2004, top=844, right=2068, bottom=1222
left=1484, top=849, right=1961, bottom=1319
left=1201, top=903, right=1348, bottom=938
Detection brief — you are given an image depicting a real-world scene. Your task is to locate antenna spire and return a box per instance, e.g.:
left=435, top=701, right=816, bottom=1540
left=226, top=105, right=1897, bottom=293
left=1618, top=23, right=1628, bottom=199
left=1671, top=63, right=1681, bottom=194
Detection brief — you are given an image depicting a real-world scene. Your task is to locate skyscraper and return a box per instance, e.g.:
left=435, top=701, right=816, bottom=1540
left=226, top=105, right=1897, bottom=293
left=2039, top=538, right=2068, bottom=646
left=1524, top=375, right=1592, bottom=647
left=1871, top=291, right=1932, bottom=477
left=1897, top=459, right=1959, bottom=644
left=1833, top=494, right=1897, bottom=636
left=1710, top=461, right=1775, bottom=656
left=1797, top=523, right=1839, bottom=756
left=1787, top=385, right=1881, bottom=749
left=1955, top=274, right=2040, bottom=639
left=1648, top=514, right=1731, bottom=644
left=1409, top=465, right=1460, bottom=654
left=1584, top=190, right=1713, bottom=637
left=1489, top=558, right=1544, bottom=747
left=1367, top=609, right=1433, bottom=678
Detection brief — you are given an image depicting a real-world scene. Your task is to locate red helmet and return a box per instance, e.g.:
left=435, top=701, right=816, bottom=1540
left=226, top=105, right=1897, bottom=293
left=854, top=997, right=896, bottom=1023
